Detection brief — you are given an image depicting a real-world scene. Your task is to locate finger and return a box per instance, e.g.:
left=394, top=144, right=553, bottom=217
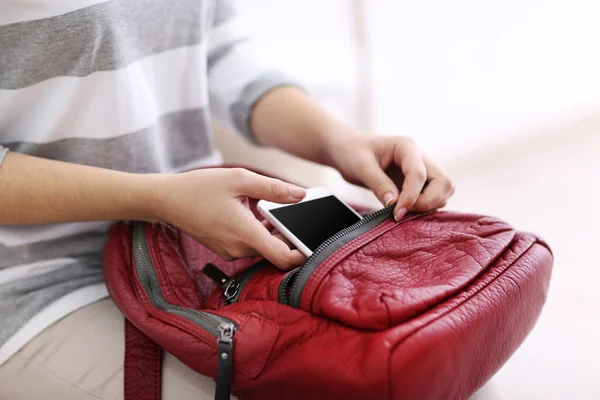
left=357, top=154, right=400, bottom=206
left=261, top=219, right=274, bottom=231
left=254, top=230, right=305, bottom=269
left=414, top=157, right=454, bottom=212
left=224, top=245, right=260, bottom=260
left=283, top=249, right=305, bottom=269
left=272, top=232, right=294, bottom=248
left=211, top=244, right=238, bottom=261
left=394, top=144, right=427, bottom=220
left=230, top=169, right=306, bottom=203
left=244, top=218, right=306, bottom=269
left=413, top=177, right=451, bottom=212
left=225, top=228, right=300, bottom=261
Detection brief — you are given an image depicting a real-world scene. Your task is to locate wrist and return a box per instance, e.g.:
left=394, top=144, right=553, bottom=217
left=251, top=87, right=366, bottom=166
left=321, top=125, right=370, bottom=169
left=124, top=173, right=169, bottom=222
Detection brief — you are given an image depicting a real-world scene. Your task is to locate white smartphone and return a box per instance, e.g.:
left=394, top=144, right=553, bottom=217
left=257, top=187, right=363, bottom=257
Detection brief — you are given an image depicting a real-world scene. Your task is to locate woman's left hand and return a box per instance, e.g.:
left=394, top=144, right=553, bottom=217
left=249, top=86, right=454, bottom=219
left=326, top=134, right=455, bottom=221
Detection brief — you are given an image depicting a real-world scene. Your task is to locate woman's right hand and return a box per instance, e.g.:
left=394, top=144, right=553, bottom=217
left=153, top=168, right=307, bottom=270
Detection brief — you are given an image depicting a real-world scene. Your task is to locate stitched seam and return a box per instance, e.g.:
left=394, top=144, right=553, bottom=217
left=304, top=212, right=430, bottom=310
left=304, top=219, right=397, bottom=310
left=307, top=224, right=387, bottom=310
left=129, top=259, right=217, bottom=346
left=124, top=323, right=132, bottom=399
left=311, top=218, right=514, bottom=325
left=238, top=270, right=261, bottom=303
left=385, top=237, right=541, bottom=399
left=129, top=225, right=282, bottom=380
left=234, top=314, right=279, bottom=378
left=391, top=237, right=538, bottom=353
left=159, top=226, right=205, bottom=308
left=134, top=298, right=267, bottom=380
left=142, top=229, right=279, bottom=378
left=152, top=341, right=161, bottom=400
left=150, top=225, right=199, bottom=308
left=306, top=215, right=422, bottom=310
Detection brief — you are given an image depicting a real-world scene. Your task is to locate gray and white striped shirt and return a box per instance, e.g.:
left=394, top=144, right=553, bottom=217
left=0, top=0, right=299, bottom=365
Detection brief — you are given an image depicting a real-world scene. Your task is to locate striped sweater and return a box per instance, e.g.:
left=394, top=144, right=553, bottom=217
left=0, top=0, right=299, bottom=365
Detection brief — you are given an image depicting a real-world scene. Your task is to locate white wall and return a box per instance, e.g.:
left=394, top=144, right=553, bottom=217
left=366, top=0, right=600, bottom=159
left=216, top=1, right=370, bottom=198
left=227, top=1, right=600, bottom=164
left=237, top=0, right=363, bottom=128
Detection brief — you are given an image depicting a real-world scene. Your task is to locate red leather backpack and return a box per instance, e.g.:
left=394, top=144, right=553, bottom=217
left=103, top=174, right=553, bottom=400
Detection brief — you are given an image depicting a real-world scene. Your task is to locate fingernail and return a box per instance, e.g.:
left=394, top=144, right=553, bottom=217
left=383, top=192, right=396, bottom=207
left=394, top=207, right=407, bottom=221
left=290, top=185, right=306, bottom=199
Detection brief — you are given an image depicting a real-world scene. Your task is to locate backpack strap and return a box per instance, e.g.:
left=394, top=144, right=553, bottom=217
left=124, top=318, right=162, bottom=400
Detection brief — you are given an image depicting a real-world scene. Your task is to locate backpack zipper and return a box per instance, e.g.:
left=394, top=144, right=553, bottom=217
left=217, top=205, right=398, bottom=307
left=201, top=260, right=270, bottom=305
left=223, top=259, right=269, bottom=305
left=132, top=222, right=236, bottom=400
left=283, top=205, right=396, bottom=307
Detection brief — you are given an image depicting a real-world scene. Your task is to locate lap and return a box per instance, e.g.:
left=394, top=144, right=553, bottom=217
left=0, top=298, right=502, bottom=400
left=0, top=299, right=222, bottom=400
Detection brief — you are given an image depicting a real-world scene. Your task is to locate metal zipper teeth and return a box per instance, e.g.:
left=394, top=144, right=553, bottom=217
left=283, top=205, right=396, bottom=305
left=278, top=269, right=299, bottom=304
left=133, top=223, right=237, bottom=336
left=135, top=240, right=221, bottom=329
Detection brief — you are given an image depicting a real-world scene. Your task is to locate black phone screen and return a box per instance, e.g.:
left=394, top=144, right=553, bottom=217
left=270, top=196, right=362, bottom=252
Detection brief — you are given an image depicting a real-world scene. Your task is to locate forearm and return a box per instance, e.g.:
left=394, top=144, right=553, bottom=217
left=0, top=152, right=161, bottom=225
left=250, top=87, right=363, bottom=166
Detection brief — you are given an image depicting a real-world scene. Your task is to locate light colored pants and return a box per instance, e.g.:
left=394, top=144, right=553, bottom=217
left=0, top=299, right=503, bottom=400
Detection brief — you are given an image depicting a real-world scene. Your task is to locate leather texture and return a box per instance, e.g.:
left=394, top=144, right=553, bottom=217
left=124, top=319, right=162, bottom=400
left=104, top=178, right=553, bottom=400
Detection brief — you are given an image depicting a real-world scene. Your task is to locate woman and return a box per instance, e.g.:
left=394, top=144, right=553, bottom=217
left=0, top=1, right=479, bottom=398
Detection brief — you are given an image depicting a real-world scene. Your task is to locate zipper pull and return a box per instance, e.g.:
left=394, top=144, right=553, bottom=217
left=215, top=323, right=235, bottom=400
left=202, top=264, right=240, bottom=305
left=223, top=280, right=240, bottom=305
left=203, top=263, right=233, bottom=288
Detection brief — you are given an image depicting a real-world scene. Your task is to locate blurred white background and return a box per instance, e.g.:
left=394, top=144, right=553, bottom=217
left=216, top=2, right=600, bottom=399
left=235, top=0, right=600, bottom=158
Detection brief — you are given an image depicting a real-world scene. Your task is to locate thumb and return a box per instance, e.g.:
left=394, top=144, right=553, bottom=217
left=360, top=160, right=399, bottom=206
left=232, top=169, right=306, bottom=203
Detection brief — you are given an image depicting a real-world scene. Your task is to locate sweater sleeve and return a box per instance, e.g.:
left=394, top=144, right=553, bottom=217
left=207, top=0, right=305, bottom=142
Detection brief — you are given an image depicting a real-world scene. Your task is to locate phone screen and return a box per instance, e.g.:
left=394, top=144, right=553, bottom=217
left=270, top=196, right=362, bottom=252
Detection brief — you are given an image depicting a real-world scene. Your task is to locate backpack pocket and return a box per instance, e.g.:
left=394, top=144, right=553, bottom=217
left=203, top=207, right=415, bottom=306
left=203, top=207, right=515, bottom=331
left=284, top=210, right=516, bottom=329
